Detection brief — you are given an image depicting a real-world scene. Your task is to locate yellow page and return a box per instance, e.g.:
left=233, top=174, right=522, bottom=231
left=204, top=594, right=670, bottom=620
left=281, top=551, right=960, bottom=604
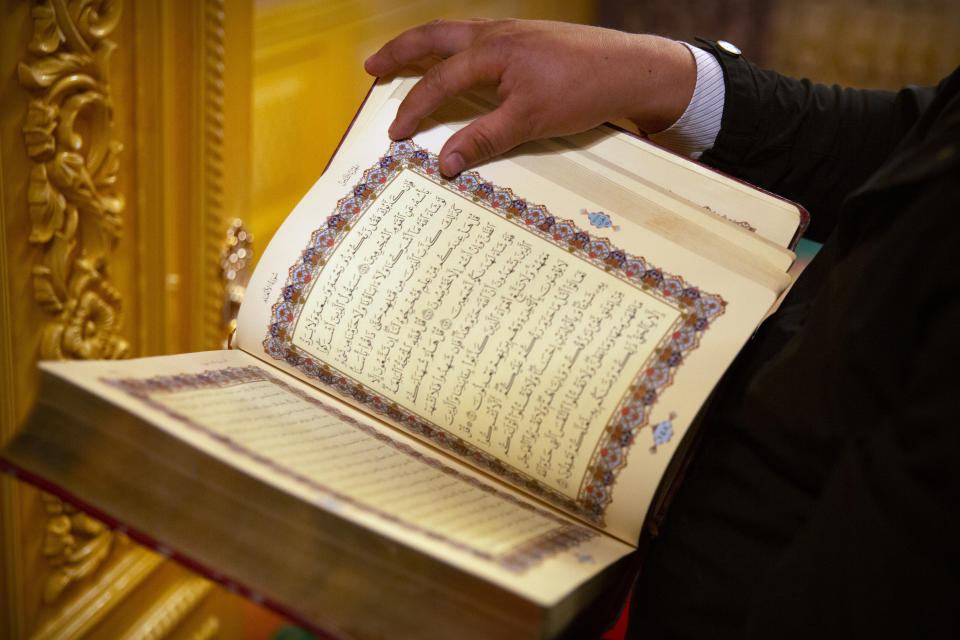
left=426, top=93, right=796, bottom=275
left=424, top=78, right=803, bottom=249
left=40, top=350, right=634, bottom=606
left=287, top=167, right=680, bottom=500
left=239, top=80, right=786, bottom=543
left=151, top=371, right=564, bottom=556
left=592, top=126, right=805, bottom=248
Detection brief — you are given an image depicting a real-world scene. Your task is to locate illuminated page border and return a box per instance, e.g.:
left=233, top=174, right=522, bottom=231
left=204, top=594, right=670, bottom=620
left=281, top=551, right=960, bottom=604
left=264, top=141, right=725, bottom=525
left=104, top=365, right=595, bottom=572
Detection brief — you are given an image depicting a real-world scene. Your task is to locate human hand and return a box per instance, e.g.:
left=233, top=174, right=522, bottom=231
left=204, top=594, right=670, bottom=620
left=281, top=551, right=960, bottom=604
left=364, top=18, right=697, bottom=176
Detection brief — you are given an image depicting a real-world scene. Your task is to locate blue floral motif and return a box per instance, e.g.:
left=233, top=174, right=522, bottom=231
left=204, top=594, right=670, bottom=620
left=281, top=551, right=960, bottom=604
left=653, top=418, right=674, bottom=447
left=589, top=212, right=612, bottom=227
left=581, top=209, right=620, bottom=230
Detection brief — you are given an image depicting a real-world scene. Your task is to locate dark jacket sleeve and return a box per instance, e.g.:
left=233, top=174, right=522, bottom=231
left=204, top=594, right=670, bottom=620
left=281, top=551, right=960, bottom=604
left=697, top=41, right=936, bottom=242
left=745, top=263, right=960, bottom=637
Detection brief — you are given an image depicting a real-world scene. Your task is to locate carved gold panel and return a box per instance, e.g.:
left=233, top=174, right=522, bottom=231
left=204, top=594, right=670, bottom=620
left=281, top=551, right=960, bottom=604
left=17, top=0, right=130, bottom=363
left=1, top=0, right=255, bottom=638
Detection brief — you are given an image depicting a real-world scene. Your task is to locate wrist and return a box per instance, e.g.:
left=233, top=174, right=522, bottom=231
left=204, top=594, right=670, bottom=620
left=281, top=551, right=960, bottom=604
left=648, top=43, right=726, bottom=157
left=625, top=36, right=697, bottom=135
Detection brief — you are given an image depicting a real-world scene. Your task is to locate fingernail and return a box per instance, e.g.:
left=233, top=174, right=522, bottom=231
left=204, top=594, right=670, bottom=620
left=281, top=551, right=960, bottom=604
left=441, top=152, right=464, bottom=177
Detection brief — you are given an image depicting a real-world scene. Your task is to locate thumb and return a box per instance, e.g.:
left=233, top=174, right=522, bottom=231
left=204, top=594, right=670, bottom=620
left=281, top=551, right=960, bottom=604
left=438, top=101, right=531, bottom=177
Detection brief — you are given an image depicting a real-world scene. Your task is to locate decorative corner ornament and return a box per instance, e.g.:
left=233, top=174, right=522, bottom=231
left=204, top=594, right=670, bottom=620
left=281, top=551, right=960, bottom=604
left=39, top=493, right=112, bottom=604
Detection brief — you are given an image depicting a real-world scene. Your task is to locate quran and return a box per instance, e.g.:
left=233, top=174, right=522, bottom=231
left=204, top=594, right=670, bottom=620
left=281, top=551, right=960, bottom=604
left=2, top=72, right=807, bottom=639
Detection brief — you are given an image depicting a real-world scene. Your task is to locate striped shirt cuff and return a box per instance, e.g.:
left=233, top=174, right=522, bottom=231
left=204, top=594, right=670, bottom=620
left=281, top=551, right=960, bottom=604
left=648, top=42, right=725, bottom=159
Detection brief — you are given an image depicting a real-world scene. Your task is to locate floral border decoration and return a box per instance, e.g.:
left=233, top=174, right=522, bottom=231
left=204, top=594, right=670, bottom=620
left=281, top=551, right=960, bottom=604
left=104, top=365, right=595, bottom=572
left=263, top=140, right=726, bottom=524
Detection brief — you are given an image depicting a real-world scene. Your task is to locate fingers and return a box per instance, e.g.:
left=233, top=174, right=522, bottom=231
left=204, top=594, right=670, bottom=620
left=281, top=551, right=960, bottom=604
left=364, top=19, right=485, bottom=77
left=389, top=50, right=502, bottom=139
left=438, top=100, right=531, bottom=177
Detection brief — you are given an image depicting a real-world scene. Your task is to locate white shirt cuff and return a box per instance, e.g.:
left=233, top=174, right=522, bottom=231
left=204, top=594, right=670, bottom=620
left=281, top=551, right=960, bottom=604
left=648, top=42, right=725, bottom=159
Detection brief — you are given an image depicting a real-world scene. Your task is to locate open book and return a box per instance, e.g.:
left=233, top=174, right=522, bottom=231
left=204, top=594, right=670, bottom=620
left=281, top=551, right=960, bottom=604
left=2, top=72, right=807, bottom=639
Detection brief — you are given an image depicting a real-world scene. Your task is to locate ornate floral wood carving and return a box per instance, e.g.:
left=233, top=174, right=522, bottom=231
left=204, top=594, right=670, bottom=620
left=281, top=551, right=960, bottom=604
left=39, top=493, right=112, bottom=604
left=18, top=0, right=127, bottom=604
left=19, top=0, right=130, bottom=362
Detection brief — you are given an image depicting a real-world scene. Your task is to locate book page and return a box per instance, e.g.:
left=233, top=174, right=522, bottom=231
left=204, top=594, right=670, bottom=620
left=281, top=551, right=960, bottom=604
left=238, top=79, right=794, bottom=543
left=380, top=74, right=804, bottom=250
left=429, top=88, right=802, bottom=259
left=596, top=126, right=806, bottom=247
left=285, top=164, right=681, bottom=504
left=33, top=351, right=635, bottom=606
left=138, top=373, right=575, bottom=561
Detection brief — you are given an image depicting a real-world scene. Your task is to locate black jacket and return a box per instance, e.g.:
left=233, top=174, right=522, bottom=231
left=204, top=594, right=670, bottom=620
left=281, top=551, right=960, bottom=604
left=629, top=43, right=960, bottom=638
